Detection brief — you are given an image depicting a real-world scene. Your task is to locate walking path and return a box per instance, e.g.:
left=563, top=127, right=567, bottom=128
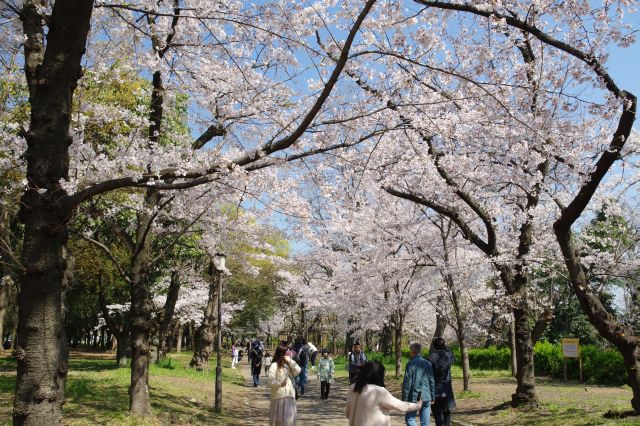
left=238, top=360, right=406, bottom=425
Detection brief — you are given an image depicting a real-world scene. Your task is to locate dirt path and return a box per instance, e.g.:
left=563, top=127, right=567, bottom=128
left=238, top=360, right=408, bottom=425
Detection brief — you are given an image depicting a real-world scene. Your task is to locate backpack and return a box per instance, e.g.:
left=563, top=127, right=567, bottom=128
left=293, top=344, right=309, bottom=366
left=251, top=347, right=263, bottom=366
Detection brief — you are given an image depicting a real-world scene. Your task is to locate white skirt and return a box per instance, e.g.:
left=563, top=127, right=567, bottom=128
left=269, top=397, right=297, bottom=426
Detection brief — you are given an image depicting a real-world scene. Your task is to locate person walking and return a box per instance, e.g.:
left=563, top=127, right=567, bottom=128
left=345, top=360, right=422, bottom=426
left=231, top=342, right=239, bottom=369
left=317, top=348, right=335, bottom=400
left=249, top=340, right=264, bottom=387
left=402, top=342, right=435, bottom=426
left=348, top=342, right=367, bottom=384
left=427, top=337, right=456, bottom=426
left=308, top=341, right=319, bottom=369
left=264, top=352, right=273, bottom=375
left=292, top=337, right=310, bottom=398
left=268, top=343, right=301, bottom=426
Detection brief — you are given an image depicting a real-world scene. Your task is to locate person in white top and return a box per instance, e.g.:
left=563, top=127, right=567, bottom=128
left=268, top=343, right=301, bottom=426
left=345, top=360, right=422, bottom=426
left=231, top=342, right=238, bottom=369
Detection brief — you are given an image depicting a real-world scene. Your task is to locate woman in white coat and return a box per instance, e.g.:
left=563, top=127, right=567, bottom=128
left=268, top=343, right=301, bottom=426
left=345, top=360, right=422, bottom=426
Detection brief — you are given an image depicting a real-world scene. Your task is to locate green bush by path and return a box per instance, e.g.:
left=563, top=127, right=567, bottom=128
left=451, top=342, right=627, bottom=385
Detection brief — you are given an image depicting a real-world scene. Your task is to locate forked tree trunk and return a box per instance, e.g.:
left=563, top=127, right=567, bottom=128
left=14, top=2, right=93, bottom=424
left=190, top=265, right=218, bottom=371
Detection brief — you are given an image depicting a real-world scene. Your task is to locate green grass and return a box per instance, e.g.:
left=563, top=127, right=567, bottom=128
left=0, top=351, right=246, bottom=425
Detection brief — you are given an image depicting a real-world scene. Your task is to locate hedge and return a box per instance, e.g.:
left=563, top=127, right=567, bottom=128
left=451, top=342, right=627, bottom=385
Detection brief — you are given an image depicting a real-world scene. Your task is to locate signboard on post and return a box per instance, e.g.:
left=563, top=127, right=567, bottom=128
left=561, top=338, right=582, bottom=381
left=562, top=338, right=580, bottom=358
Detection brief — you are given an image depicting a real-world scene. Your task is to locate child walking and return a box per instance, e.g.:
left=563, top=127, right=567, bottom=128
left=317, top=348, right=335, bottom=400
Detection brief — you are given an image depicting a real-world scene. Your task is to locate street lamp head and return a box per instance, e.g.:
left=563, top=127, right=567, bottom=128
left=213, top=252, right=226, bottom=271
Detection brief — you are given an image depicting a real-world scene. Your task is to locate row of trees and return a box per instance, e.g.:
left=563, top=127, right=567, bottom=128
left=0, top=0, right=637, bottom=424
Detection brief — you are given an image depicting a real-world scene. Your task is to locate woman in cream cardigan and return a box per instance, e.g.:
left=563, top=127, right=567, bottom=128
left=345, top=361, right=422, bottom=426
left=268, top=343, right=301, bottom=426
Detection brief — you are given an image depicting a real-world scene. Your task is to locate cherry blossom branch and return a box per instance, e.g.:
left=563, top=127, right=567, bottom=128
left=67, top=0, right=377, bottom=207
left=413, top=0, right=625, bottom=99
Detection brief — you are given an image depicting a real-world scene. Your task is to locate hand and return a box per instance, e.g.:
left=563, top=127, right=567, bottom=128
left=416, top=401, right=423, bottom=410
left=280, top=380, right=288, bottom=388
left=431, top=400, right=435, bottom=406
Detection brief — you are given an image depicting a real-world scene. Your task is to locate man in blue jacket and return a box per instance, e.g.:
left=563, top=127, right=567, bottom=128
left=402, top=341, right=435, bottom=426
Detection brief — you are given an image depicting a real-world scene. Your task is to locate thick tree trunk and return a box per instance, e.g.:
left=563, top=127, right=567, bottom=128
left=190, top=264, right=218, bottom=371
left=14, top=2, right=93, bottom=424
left=116, top=332, right=129, bottom=368
left=511, top=297, right=537, bottom=407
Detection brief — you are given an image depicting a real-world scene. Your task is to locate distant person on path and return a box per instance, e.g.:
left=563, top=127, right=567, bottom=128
left=348, top=342, right=367, bottom=384
left=402, top=342, right=435, bottom=426
left=427, top=337, right=456, bottom=426
left=345, top=360, right=422, bottom=426
left=264, top=352, right=273, bottom=374
left=292, top=337, right=310, bottom=398
left=308, top=341, right=319, bottom=369
left=231, top=342, right=239, bottom=369
left=249, top=340, right=264, bottom=387
left=317, top=348, right=335, bottom=400
left=268, top=343, right=301, bottom=426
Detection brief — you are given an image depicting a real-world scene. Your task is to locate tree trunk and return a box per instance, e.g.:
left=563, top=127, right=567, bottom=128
left=380, top=325, right=392, bottom=356
left=190, top=264, right=218, bottom=371
left=14, top=2, right=93, bottom=423
left=511, top=296, right=537, bottom=408
left=555, top=227, right=640, bottom=413
left=116, top=332, right=129, bottom=368
left=0, top=280, right=7, bottom=350
left=509, top=319, right=517, bottom=377
left=156, top=271, right=181, bottom=363
left=393, top=313, right=404, bottom=378
left=176, top=323, right=183, bottom=353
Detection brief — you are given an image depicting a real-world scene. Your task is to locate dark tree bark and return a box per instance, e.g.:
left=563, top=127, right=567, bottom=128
left=155, top=271, right=181, bottom=363
left=128, top=189, right=160, bottom=416
left=380, top=325, right=392, bottom=356
left=98, top=289, right=129, bottom=368
left=392, top=311, right=405, bottom=378
left=13, top=1, right=93, bottom=424
left=509, top=319, right=517, bottom=377
left=190, top=263, right=219, bottom=371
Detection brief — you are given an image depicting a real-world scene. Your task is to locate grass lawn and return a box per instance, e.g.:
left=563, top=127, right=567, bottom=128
left=0, top=351, right=247, bottom=425
left=331, top=352, right=639, bottom=425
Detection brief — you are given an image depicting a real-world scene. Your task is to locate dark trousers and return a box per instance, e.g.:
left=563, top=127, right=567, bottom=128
left=432, top=409, right=451, bottom=426
left=320, top=381, right=331, bottom=399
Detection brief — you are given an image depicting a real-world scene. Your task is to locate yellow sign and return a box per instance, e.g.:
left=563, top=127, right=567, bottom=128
left=561, top=338, right=580, bottom=358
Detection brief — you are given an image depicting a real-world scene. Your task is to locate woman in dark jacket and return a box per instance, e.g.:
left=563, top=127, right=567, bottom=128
left=427, top=337, right=456, bottom=426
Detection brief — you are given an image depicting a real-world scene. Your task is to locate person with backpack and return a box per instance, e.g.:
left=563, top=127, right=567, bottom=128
left=292, top=337, right=310, bottom=398
left=249, top=340, right=264, bottom=387
left=348, top=342, right=367, bottom=384
left=427, top=337, right=456, bottom=426
left=308, top=341, right=319, bottom=369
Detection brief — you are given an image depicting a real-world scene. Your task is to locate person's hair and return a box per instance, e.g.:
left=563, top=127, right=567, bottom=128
left=322, top=348, right=329, bottom=354
left=409, top=341, right=423, bottom=354
left=353, top=361, right=385, bottom=393
left=272, top=343, right=289, bottom=369
left=432, top=337, right=446, bottom=351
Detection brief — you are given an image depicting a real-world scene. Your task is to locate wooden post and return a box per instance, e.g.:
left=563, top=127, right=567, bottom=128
left=579, top=355, right=583, bottom=382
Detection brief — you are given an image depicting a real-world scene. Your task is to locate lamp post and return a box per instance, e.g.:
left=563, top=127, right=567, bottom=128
left=212, top=252, right=227, bottom=413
